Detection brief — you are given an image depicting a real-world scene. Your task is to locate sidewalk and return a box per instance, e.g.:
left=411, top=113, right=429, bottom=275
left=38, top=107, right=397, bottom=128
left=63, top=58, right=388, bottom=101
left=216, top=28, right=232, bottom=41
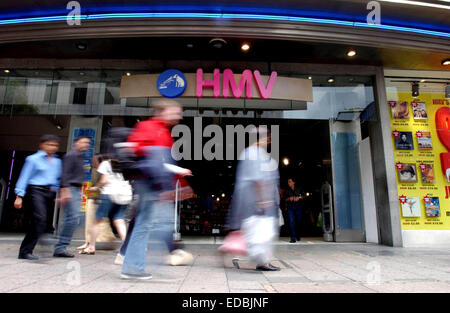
left=1, top=234, right=450, bottom=293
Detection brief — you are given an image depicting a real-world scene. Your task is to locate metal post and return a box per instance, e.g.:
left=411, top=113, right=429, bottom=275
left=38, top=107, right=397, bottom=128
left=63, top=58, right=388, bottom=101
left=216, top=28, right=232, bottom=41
left=173, top=179, right=181, bottom=241
left=321, top=182, right=334, bottom=242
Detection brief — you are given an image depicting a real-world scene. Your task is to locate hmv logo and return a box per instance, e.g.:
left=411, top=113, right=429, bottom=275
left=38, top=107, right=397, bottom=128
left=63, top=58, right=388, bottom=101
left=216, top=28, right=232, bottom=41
left=157, top=68, right=278, bottom=100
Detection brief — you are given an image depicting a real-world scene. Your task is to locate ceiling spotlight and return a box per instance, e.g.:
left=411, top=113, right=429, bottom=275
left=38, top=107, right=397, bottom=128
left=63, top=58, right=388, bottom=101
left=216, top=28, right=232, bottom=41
left=347, top=49, right=357, bottom=57
left=209, top=38, right=227, bottom=49
left=56, top=124, right=63, bottom=130
left=412, top=82, right=419, bottom=97
left=126, top=72, right=131, bottom=76
left=3, top=69, right=10, bottom=73
left=308, top=76, right=312, bottom=80
left=420, top=79, right=426, bottom=83
left=283, top=158, right=290, bottom=166
left=442, top=58, right=450, bottom=66
left=328, top=78, right=335, bottom=83
left=186, top=43, right=194, bottom=49
left=76, top=42, right=87, bottom=51
left=221, top=193, right=225, bottom=198
left=241, top=43, right=250, bottom=52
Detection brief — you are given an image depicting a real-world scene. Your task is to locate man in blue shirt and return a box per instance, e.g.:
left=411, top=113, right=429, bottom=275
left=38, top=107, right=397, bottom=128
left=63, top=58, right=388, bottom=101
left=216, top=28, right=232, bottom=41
left=14, top=135, right=62, bottom=260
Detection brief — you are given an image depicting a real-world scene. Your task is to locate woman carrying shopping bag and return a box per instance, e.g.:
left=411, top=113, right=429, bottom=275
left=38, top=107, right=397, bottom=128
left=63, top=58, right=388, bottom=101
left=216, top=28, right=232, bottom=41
left=222, top=126, right=280, bottom=271
left=80, top=156, right=132, bottom=254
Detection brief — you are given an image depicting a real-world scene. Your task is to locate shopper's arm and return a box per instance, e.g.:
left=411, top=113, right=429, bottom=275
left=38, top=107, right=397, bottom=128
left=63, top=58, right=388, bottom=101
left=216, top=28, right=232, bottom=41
left=15, top=156, right=35, bottom=198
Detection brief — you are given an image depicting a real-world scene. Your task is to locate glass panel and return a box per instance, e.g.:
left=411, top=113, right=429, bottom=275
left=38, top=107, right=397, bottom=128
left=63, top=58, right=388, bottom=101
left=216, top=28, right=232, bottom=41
left=0, top=71, right=376, bottom=120
left=332, top=132, right=363, bottom=230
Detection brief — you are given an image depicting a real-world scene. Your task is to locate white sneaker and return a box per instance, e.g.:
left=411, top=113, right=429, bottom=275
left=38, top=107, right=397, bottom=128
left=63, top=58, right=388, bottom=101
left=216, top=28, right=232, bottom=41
left=121, top=272, right=152, bottom=280
left=114, top=253, right=124, bottom=265
left=166, top=249, right=194, bottom=266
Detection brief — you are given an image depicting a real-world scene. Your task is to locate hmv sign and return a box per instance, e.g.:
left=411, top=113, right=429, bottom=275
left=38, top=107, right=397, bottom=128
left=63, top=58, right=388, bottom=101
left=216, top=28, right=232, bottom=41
left=157, top=68, right=277, bottom=100
left=120, top=69, right=313, bottom=102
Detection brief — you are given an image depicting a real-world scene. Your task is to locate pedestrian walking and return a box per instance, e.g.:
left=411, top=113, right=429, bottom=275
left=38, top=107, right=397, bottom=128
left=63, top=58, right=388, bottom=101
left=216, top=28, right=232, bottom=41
left=227, top=127, right=280, bottom=271
left=53, top=135, right=91, bottom=258
left=285, top=177, right=304, bottom=243
left=120, top=99, right=192, bottom=279
left=15, top=135, right=62, bottom=260
left=80, top=156, right=131, bottom=254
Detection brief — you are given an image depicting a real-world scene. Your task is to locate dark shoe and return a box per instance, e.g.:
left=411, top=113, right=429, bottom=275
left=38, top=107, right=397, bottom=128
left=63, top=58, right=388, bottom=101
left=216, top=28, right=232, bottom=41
left=289, top=239, right=296, bottom=243
left=53, top=251, right=75, bottom=258
left=256, top=264, right=281, bottom=271
left=18, top=253, right=39, bottom=260
left=121, top=272, right=152, bottom=280
left=296, top=237, right=301, bottom=241
left=232, top=258, right=240, bottom=269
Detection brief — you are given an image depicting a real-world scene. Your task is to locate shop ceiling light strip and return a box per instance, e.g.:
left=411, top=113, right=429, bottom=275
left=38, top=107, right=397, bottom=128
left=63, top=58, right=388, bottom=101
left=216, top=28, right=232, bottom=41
left=0, top=12, right=448, bottom=38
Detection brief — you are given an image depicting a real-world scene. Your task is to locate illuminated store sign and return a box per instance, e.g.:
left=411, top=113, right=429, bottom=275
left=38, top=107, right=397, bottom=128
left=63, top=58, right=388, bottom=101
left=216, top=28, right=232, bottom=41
left=121, top=69, right=313, bottom=102
left=196, top=69, right=277, bottom=100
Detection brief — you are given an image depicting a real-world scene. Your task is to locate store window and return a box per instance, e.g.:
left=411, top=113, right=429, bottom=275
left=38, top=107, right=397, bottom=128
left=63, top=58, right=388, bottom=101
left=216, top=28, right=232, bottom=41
left=386, top=75, right=450, bottom=231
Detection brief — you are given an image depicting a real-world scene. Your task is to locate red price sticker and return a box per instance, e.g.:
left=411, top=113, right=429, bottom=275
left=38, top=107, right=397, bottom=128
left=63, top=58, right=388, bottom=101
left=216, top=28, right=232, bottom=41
left=399, top=195, right=407, bottom=204
left=416, top=131, right=423, bottom=138
left=396, top=162, right=404, bottom=170
left=411, top=101, right=418, bottom=108
left=419, top=163, right=426, bottom=171
left=424, top=196, right=431, bottom=204
left=392, top=130, right=400, bottom=138
left=389, top=101, right=397, bottom=108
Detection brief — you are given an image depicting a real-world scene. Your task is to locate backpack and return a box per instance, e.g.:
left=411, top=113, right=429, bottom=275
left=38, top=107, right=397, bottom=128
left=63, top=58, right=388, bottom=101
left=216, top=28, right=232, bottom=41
left=104, top=127, right=140, bottom=180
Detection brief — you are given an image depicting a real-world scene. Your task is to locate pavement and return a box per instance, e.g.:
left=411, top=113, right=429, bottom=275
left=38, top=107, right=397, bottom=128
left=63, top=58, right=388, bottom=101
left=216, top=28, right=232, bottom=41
left=1, top=233, right=450, bottom=293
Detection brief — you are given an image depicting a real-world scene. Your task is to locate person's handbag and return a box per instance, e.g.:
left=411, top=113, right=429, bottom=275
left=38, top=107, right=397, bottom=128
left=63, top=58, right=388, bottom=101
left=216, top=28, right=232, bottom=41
left=218, top=230, right=247, bottom=256
left=108, top=172, right=133, bottom=205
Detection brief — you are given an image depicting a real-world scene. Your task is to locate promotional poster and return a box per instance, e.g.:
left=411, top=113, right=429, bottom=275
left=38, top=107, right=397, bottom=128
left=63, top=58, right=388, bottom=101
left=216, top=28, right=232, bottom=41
left=388, top=93, right=450, bottom=230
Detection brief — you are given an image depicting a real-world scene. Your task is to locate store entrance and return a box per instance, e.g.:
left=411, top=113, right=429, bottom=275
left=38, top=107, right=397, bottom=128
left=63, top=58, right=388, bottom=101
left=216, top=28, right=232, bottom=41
left=173, top=116, right=331, bottom=240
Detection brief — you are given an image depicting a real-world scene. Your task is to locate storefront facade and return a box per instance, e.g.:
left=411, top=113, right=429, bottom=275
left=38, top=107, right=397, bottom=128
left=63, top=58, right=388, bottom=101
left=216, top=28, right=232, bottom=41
left=0, top=0, right=448, bottom=247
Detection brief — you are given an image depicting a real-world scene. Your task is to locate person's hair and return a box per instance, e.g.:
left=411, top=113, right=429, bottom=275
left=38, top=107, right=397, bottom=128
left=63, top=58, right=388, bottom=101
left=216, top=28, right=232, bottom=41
left=92, top=154, right=105, bottom=165
left=288, top=177, right=296, bottom=183
left=152, top=99, right=182, bottom=114
left=74, top=135, right=91, bottom=142
left=40, top=134, right=60, bottom=144
left=400, top=166, right=415, bottom=176
left=249, top=126, right=270, bottom=146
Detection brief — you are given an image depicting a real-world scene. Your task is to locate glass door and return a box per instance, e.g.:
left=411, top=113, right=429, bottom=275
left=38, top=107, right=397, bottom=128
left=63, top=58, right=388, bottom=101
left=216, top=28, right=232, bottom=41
left=330, top=119, right=365, bottom=242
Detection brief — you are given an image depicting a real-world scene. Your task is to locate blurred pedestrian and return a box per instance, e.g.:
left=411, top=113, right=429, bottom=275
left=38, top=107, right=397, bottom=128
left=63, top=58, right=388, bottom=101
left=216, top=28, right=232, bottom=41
left=228, top=127, right=280, bottom=271
left=285, top=178, right=304, bottom=243
left=120, top=99, right=192, bottom=280
left=80, top=155, right=131, bottom=255
left=53, top=135, right=91, bottom=258
left=15, top=134, right=62, bottom=260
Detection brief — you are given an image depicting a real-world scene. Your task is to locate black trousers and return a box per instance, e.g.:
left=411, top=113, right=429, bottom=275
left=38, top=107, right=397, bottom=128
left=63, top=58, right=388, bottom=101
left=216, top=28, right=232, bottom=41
left=19, top=186, right=56, bottom=256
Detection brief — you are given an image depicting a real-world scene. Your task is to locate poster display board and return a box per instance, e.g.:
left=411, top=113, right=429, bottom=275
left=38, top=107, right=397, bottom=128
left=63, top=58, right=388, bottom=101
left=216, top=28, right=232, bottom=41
left=387, top=91, right=450, bottom=230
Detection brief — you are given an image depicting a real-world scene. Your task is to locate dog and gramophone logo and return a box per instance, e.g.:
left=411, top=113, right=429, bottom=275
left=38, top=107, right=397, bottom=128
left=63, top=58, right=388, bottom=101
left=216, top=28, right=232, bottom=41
left=157, top=69, right=187, bottom=98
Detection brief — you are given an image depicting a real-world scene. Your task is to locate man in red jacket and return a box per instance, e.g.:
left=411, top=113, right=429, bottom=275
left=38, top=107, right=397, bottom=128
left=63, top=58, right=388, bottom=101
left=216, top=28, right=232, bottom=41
left=121, top=99, right=192, bottom=280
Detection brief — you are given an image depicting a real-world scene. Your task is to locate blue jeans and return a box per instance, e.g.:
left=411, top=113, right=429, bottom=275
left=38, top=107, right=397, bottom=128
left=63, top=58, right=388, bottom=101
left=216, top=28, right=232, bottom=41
left=54, top=187, right=81, bottom=253
left=121, top=179, right=174, bottom=275
left=287, top=204, right=302, bottom=240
